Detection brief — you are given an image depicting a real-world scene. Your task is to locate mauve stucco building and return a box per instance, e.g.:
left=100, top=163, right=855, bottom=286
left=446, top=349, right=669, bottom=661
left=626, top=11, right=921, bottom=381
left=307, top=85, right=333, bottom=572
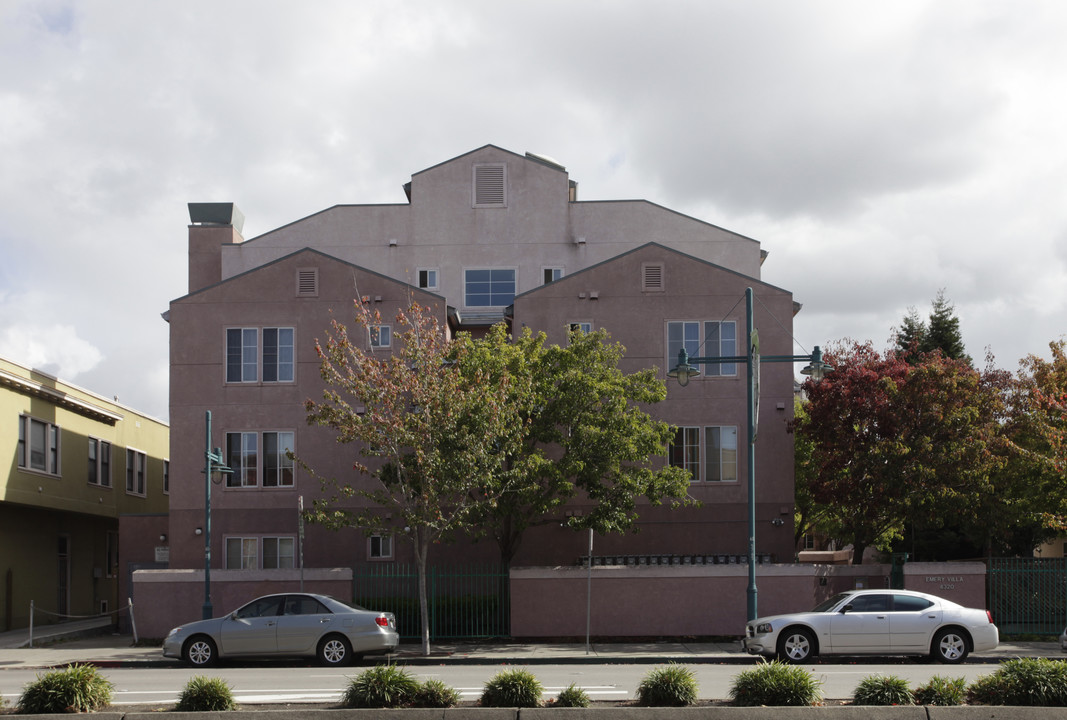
left=165, top=144, right=803, bottom=577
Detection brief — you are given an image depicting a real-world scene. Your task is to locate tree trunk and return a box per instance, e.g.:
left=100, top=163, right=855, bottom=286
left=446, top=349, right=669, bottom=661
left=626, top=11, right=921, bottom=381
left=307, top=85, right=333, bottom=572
left=851, top=540, right=868, bottom=565
left=413, top=531, right=431, bottom=656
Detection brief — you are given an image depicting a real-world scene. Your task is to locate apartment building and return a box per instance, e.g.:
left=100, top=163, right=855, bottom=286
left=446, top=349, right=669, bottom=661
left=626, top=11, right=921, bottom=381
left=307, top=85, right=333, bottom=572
left=165, top=145, right=801, bottom=576
left=0, top=356, right=169, bottom=632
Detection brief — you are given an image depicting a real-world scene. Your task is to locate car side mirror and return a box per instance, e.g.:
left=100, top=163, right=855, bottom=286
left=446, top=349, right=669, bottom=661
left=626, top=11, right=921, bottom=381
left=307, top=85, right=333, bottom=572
left=840, top=604, right=853, bottom=614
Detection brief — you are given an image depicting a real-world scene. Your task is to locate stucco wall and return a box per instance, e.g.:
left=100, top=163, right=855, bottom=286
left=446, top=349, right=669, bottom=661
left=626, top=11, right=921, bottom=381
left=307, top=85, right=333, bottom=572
left=131, top=567, right=353, bottom=639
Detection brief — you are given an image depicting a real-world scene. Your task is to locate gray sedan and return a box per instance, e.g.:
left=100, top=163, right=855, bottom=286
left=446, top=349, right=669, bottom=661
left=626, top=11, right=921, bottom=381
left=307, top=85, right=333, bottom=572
left=162, top=593, right=398, bottom=667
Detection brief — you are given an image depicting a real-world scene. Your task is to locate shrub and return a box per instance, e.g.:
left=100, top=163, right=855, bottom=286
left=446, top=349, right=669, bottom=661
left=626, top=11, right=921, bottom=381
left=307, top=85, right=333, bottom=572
left=852, top=674, right=913, bottom=705
left=913, top=675, right=966, bottom=706
left=16, top=663, right=114, bottom=714
left=175, top=675, right=237, bottom=712
left=341, top=664, right=419, bottom=708
left=555, top=683, right=591, bottom=708
left=412, top=679, right=460, bottom=708
left=480, top=668, right=544, bottom=708
left=729, top=659, right=823, bottom=707
left=966, top=657, right=1067, bottom=706
left=636, top=664, right=699, bottom=707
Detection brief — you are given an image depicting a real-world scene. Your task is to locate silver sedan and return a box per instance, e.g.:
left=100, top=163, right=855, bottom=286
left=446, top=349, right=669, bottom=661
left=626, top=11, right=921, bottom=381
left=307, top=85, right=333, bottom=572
left=742, top=589, right=999, bottom=664
left=162, top=592, right=398, bottom=668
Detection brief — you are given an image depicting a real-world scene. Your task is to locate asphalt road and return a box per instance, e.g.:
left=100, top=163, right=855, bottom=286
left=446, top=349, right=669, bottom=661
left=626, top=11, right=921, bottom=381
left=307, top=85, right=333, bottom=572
left=0, top=661, right=1006, bottom=706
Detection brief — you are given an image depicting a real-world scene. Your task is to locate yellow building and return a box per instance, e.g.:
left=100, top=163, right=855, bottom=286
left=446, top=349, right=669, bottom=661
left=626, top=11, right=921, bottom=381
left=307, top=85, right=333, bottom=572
left=0, top=356, right=169, bottom=633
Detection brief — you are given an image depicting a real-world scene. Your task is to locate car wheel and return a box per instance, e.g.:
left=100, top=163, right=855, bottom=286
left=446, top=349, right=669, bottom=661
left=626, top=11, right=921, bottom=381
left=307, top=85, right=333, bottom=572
left=183, top=635, right=218, bottom=668
left=777, top=628, right=816, bottom=663
left=317, top=634, right=353, bottom=667
left=932, top=628, right=969, bottom=663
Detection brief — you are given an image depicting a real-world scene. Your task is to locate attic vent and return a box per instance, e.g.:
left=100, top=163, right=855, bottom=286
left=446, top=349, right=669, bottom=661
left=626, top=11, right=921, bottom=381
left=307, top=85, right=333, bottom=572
left=296, top=268, right=319, bottom=297
left=642, top=263, right=664, bottom=291
left=473, top=163, right=506, bottom=207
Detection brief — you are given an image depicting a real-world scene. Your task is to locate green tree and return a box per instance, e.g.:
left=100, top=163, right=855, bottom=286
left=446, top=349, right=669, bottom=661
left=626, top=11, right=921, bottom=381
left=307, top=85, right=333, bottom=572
left=921, top=289, right=970, bottom=363
left=894, top=307, right=927, bottom=363
left=462, top=325, right=693, bottom=563
left=300, top=300, right=525, bottom=655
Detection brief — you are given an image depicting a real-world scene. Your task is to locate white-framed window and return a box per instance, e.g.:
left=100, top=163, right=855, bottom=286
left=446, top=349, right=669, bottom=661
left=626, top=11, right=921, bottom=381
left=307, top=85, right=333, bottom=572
left=126, top=448, right=146, bottom=495
left=17, top=415, right=61, bottom=476
left=226, top=432, right=258, bottom=487
left=226, top=431, right=294, bottom=488
left=417, top=268, right=439, bottom=291
left=543, top=267, right=564, bottom=284
left=665, top=320, right=737, bottom=379
left=370, top=534, right=393, bottom=560
left=263, top=432, right=295, bottom=487
left=263, top=537, right=295, bottom=568
left=263, top=328, right=294, bottom=382
left=669, top=426, right=738, bottom=483
left=568, top=321, right=592, bottom=335
left=472, top=163, right=506, bottom=207
left=163, top=459, right=169, bottom=494
left=226, top=328, right=258, bottom=382
left=464, top=268, right=516, bottom=308
left=225, top=537, right=258, bottom=569
left=370, top=325, right=391, bottom=348
left=88, top=438, right=111, bottom=487
left=226, top=327, right=294, bottom=383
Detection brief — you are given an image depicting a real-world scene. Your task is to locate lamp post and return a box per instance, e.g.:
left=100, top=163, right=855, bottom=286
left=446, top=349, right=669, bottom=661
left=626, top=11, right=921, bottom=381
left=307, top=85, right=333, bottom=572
left=668, top=287, right=829, bottom=622
left=202, top=410, right=232, bottom=620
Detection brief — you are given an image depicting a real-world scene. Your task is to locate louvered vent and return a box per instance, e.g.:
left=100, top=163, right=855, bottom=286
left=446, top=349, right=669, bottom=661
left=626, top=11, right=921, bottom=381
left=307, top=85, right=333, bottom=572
left=473, top=164, right=506, bottom=207
left=643, top=263, right=664, bottom=291
left=296, top=268, right=318, bottom=297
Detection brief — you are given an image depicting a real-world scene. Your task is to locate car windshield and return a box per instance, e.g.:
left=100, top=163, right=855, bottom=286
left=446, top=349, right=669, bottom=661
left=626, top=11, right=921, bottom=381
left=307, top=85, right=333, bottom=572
left=811, top=593, right=851, bottom=612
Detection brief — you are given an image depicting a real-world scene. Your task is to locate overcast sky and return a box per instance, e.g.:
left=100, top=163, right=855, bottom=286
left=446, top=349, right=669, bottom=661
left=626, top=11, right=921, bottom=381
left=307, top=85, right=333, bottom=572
left=2, top=1, right=1065, bottom=422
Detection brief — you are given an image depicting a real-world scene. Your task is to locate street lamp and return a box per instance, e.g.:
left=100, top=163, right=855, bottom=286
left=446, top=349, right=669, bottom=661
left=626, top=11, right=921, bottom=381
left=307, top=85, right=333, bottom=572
left=667, top=287, right=829, bottom=622
left=202, top=410, right=232, bottom=620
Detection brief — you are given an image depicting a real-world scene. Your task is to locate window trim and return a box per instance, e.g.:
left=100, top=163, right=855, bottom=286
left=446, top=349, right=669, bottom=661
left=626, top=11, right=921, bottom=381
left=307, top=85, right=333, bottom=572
left=88, top=437, right=112, bottom=488
left=18, top=414, right=61, bottom=476
left=125, top=447, right=147, bottom=496
left=369, top=534, right=394, bottom=560
left=417, top=268, right=439, bottom=291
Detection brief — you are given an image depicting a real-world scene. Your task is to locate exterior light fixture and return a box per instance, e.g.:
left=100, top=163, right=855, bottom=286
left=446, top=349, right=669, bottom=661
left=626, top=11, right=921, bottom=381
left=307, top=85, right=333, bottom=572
left=668, top=287, right=830, bottom=622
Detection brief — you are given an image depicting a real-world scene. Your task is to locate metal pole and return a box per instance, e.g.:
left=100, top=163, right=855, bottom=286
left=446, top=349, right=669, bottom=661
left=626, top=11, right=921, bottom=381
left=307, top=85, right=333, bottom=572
left=203, top=411, right=213, bottom=620
left=585, top=528, right=593, bottom=655
left=745, top=287, right=758, bottom=622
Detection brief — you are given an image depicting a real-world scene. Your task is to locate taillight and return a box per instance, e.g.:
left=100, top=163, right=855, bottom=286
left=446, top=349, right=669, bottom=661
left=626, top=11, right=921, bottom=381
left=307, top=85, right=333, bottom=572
left=375, top=615, right=390, bottom=627
left=986, top=610, right=994, bottom=624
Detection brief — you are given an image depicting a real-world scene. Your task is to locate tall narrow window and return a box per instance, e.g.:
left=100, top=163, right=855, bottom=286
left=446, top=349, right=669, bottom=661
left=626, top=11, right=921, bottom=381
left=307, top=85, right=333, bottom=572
left=126, top=449, right=146, bottom=495
left=263, top=432, right=294, bottom=487
left=88, top=438, right=111, bottom=487
left=705, top=426, right=738, bottom=482
left=226, top=328, right=258, bottom=382
left=18, top=416, right=61, bottom=475
left=668, top=427, right=701, bottom=482
left=667, top=322, right=702, bottom=379
left=263, top=327, right=294, bottom=382
left=163, top=459, right=169, bottom=494
left=226, top=432, right=258, bottom=487
left=705, top=321, right=738, bottom=376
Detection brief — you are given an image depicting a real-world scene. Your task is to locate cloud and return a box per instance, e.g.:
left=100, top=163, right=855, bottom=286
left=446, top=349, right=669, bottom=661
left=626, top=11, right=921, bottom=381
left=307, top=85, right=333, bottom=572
left=0, top=321, right=103, bottom=379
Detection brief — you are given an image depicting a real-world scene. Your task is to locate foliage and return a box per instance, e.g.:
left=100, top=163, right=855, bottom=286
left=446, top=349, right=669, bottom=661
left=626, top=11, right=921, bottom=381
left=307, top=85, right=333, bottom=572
left=965, top=658, right=1067, bottom=706
left=340, top=664, right=420, bottom=708
left=796, top=340, right=1007, bottom=562
left=894, top=306, right=928, bottom=363
left=894, top=290, right=969, bottom=364
left=554, top=683, right=591, bottom=708
left=463, top=325, right=694, bottom=563
left=174, top=675, right=237, bottom=712
left=412, top=679, right=460, bottom=708
left=851, top=674, right=913, bottom=705
left=635, top=664, right=699, bottom=707
left=16, top=663, right=114, bottom=714
left=480, top=667, right=544, bottom=708
left=301, top=300, right=525, bottom=654
left=912, top=675, right=966, bottom=706
left=729, top=659, right=822, bottom=707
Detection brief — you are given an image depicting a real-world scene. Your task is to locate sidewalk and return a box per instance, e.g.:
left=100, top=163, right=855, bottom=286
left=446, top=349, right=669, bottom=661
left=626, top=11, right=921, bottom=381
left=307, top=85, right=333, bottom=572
left=0, top=622, right=1060, bottom=670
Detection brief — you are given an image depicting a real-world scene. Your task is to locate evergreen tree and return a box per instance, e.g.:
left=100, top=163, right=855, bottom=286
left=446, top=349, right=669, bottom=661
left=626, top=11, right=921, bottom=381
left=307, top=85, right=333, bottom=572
left=894, top=307, right=927, bottom=363
left=921, top=289, right=970, bottom=364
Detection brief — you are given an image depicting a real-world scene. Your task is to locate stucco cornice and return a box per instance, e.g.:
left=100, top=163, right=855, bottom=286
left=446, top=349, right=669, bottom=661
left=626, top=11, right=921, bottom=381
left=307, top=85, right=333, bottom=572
left=0, top=368, right=124, bottom=424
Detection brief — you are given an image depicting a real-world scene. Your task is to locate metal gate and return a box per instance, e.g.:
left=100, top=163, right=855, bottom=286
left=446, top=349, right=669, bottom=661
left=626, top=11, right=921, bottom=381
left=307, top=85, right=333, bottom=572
left=352, top=563, right=510, bottom=640
left=988, top=557, right=1067, bottom=635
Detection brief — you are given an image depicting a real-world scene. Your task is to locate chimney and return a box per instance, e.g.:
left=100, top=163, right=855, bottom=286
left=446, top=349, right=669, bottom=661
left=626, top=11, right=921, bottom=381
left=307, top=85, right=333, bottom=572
left=187, top=203, right=245, bottom=293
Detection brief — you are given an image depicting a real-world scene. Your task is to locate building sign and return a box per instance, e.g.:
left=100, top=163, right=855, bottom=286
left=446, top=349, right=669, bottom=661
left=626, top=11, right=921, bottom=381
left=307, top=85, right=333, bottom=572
left=924, top=575, right=964, bottom=591
left=155, top=546, right=170, bottom=563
